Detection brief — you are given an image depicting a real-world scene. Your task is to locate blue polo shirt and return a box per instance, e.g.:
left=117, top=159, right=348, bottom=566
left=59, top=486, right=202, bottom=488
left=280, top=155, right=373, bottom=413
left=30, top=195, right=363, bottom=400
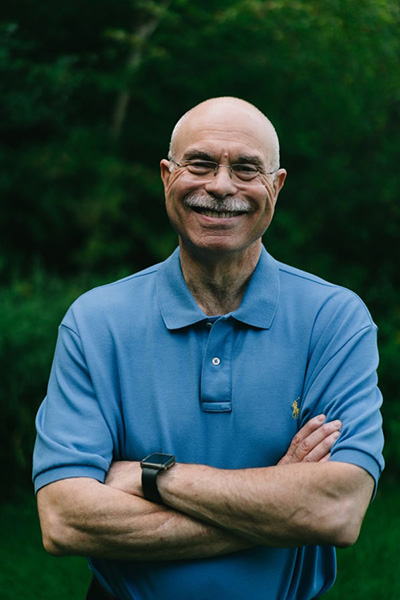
left=33, top=247, right=384, bottom=600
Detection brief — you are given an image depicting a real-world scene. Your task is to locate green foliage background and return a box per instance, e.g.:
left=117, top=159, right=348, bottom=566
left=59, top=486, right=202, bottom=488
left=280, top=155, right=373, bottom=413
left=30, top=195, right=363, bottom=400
left=1, top=0, right=399, bottom=499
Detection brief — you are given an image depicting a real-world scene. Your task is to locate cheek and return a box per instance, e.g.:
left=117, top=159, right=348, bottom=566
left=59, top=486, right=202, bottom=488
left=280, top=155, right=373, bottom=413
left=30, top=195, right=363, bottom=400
left=164, top=179, right=183, bottom=212
left=165, top=169, right=192, bottom=195
left=253, top=192, right=276, bottom=231
left=165, top=194, right=179, bottom=222
left=265, top=195, right=277, bottom=214
left=165, top=192, right=190, bottom=232
left=262, top=184, right=278, bottom=211
left=251, top=187, right=275, bottom=215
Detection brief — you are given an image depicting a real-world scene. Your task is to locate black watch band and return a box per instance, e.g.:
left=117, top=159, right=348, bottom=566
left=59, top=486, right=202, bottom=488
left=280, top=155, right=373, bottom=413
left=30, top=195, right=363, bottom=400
left=140, top=453, right=176, bottom=504
left=141, top=466, right=163, bottom=504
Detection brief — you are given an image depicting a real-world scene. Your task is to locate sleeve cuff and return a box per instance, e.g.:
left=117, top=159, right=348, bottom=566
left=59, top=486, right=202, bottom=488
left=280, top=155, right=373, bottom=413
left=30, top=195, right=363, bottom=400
left=330, top=448, right=383, bottom=500
left=34, top=465, right=106, bottom=494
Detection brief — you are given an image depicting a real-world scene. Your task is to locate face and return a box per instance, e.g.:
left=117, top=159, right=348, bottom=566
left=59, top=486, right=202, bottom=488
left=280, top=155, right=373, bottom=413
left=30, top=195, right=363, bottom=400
left=161, top=101, right=286, bottom=261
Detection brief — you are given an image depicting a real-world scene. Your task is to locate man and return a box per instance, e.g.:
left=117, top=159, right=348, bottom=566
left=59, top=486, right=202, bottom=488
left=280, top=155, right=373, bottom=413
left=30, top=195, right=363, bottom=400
left=33, top=97, right=384, bottom=600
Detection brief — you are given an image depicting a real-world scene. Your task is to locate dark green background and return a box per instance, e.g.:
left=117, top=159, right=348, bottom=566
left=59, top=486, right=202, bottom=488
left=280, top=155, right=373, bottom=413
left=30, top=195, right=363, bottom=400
left=1, top=1, right=399, bottom=597
left=1, top=0, right=399, bottom=500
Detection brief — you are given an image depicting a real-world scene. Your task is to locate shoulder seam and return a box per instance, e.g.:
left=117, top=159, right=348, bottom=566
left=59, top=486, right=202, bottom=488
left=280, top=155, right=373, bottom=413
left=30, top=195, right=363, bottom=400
left=278, top=265, right=337, bottom=288
left=103, top=266, right=159, bottom=289
left=320, top=323, right=377, bottom=367
left=278, top=265, right=374, bottom=324
left=73, top=265, right=160, bottom=300
left=60, top=322, right=81, bottom=338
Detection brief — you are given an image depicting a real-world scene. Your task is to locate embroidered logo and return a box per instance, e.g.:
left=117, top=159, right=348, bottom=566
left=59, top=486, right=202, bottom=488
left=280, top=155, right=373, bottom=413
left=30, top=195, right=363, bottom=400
left=292, top=397, right=300, bottom=419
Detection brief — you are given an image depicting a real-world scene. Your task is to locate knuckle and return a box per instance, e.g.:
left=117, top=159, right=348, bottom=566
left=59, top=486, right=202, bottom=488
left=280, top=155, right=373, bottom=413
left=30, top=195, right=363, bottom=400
left=291, top=434, right=301, bottom=447
left=320, top=423, right=333, bottom=435
left=299, top=439, right=311, bottom=454
left=323, top=436, right=334, bottom=449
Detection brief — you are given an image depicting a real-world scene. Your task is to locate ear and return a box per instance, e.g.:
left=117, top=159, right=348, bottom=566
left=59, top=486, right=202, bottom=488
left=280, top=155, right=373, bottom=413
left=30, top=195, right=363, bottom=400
left=160, top=159, right=172, bottom=189
left=272, top=168, right=287, bottom=202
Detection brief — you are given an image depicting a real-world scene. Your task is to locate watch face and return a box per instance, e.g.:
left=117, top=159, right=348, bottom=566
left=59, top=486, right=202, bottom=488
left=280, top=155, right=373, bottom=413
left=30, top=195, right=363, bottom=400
left=141, top=453, right=175, bottom=469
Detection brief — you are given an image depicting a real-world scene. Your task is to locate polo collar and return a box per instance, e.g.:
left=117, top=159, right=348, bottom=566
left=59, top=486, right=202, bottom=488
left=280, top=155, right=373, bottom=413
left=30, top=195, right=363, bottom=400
left=157, top=246, right=280, bottom=330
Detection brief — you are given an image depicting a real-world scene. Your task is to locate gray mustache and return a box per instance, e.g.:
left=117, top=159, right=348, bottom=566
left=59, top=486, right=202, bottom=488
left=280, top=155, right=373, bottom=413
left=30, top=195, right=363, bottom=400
left=184, top=193, right=251, bottom=213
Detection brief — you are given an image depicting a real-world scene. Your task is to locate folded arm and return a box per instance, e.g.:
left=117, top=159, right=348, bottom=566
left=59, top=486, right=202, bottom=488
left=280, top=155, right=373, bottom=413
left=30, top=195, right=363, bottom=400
left=37, top=476, right=253, bottom=560
left=156, top=460, right=373, bottom=548
left=104, top=414, right=374, bottom=548
left=37, top=415, right=346, bottom=559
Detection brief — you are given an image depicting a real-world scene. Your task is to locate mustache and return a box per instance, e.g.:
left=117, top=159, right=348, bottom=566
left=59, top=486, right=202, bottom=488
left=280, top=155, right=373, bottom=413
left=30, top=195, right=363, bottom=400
left=183, top=193, right=252, bottom=213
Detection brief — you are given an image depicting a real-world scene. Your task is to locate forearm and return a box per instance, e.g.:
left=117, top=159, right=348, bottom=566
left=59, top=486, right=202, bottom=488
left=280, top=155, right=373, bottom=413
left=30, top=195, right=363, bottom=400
left=37, top=416, right=361, bottom=557
left=37, top=477, right=253, bottom=560
left=157, top=461, right=373, bottom=548
left=99, top=415, right=366, bottom=550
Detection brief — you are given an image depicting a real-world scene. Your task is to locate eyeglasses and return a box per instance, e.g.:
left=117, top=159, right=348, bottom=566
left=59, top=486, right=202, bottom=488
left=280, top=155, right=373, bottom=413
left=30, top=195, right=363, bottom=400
left=169, top=159, right=278, bottom=183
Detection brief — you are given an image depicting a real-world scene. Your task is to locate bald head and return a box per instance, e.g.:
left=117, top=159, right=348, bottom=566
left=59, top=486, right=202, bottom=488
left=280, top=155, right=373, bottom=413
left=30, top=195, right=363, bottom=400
left=168, top=97, right=280, bottom=172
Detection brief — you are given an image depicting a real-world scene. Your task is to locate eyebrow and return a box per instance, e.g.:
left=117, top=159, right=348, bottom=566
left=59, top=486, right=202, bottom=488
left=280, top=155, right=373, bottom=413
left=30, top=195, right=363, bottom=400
left=235, top=154, right=264, bottom=169
left=182, top=150, right=215, bottom=161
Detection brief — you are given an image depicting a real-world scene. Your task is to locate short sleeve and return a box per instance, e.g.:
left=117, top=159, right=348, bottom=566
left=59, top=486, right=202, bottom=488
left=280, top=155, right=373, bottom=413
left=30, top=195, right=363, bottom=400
left=300, top=295, right=384, bottom=492
left=32, top=320, right=114, bottom=492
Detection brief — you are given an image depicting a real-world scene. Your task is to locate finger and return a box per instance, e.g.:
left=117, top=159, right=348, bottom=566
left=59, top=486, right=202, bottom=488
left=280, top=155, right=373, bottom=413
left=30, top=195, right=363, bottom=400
left=291, top=420, right=342, bottom=462
left=319, top=453, right=331, bottom=463
left=301, top=430, right=340, bottom=463
left=284, top=414, right=327, bottom=459
left=294, top=414, right=327, bottom=443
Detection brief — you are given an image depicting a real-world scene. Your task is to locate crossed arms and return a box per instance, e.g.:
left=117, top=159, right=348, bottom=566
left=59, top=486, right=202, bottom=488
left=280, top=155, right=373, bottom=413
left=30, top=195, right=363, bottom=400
left=37, top=415, right=374, bottom=561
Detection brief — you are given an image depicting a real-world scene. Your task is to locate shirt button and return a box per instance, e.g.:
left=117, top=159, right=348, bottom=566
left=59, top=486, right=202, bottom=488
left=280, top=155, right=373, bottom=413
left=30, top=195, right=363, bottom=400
left=206, top=322, right=213, bottom=328
left=212, top=357, right=221, bottom=366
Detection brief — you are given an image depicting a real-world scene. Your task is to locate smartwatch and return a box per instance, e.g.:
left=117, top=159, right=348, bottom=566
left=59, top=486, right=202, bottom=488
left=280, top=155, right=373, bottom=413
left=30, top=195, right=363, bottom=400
left=140, top=453, right=176, bottom=504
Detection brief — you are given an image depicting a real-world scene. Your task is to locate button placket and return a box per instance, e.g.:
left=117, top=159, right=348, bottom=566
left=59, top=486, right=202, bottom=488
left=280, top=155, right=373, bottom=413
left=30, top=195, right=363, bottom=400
left=200, top=318, right=233, bottom=412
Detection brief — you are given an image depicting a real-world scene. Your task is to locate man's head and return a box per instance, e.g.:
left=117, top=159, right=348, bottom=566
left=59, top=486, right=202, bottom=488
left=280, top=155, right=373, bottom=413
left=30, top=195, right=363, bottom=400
left=168, top=97, right=281, bottom=173
left=160, top=97, right=286, bottom=261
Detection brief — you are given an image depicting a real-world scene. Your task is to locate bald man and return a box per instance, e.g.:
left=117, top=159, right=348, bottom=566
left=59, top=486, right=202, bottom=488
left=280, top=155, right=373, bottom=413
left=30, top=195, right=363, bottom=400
left=33, top=97, right=384, bottom=600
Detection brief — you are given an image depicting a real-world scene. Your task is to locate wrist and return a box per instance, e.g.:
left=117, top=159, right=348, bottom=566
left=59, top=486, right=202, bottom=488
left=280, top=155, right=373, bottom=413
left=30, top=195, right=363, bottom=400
left=140, top=453, right=176, bottom=504
left=157, top=462, right=212, bottom=509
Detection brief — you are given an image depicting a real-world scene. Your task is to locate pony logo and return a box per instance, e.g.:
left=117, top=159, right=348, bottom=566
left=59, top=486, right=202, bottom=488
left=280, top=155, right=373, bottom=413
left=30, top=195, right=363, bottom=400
left=292, top=397, right=300, bottom=419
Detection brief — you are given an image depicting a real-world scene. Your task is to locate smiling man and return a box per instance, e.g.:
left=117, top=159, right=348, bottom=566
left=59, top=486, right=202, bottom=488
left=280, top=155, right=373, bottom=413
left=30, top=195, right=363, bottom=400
left=33, top=97, right=384, bottom=600
left=160, top=99, right=286, bottom=316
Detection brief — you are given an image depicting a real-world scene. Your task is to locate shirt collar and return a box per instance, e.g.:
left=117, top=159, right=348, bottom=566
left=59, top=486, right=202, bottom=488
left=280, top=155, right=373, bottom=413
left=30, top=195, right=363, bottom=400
left=157, top=246, right=280, bottom=330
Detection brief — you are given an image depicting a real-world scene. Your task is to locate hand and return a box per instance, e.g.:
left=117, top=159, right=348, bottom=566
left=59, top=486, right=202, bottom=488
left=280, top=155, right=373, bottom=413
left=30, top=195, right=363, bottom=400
left=278, top=414, right=341, bottom=466
left=104, top=460, right=143, bottom=496
left=105, top=414, right=341, bottom=494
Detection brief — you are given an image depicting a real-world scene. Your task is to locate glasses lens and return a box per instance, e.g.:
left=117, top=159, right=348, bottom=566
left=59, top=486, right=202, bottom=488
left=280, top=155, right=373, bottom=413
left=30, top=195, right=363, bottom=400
left=185, top=161, right=216, bottom=176
left=231, top=165, right=259, bottom=181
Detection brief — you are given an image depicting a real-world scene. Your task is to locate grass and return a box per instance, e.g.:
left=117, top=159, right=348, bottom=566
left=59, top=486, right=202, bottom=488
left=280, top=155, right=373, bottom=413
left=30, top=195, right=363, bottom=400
left=324, top=478, right=400, bottom=598
left=0, top=493, right=90, bottom=599
left=1, top=480, right=398, bottom=599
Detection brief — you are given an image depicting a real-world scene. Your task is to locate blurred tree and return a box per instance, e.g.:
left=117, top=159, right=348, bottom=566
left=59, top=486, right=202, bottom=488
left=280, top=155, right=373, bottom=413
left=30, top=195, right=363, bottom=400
left=109, top=0, right=172, bottom=140
left=0, top=0, right=399, bottom=490
left=1, top=0, right=399, bottom=279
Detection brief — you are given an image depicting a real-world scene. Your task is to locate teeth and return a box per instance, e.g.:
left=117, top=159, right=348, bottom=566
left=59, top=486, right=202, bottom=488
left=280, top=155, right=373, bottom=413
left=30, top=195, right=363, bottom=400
left=202, top=210, right=239, bottom=218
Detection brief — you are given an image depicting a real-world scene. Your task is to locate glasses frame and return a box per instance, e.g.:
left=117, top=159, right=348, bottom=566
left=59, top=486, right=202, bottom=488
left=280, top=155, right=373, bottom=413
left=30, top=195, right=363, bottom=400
left=169, top=158, right=278, bottom=182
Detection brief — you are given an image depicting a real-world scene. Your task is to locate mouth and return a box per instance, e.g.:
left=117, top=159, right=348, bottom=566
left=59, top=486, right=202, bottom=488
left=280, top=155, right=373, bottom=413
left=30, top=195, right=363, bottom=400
left=191, top=207, right=247, bottom=219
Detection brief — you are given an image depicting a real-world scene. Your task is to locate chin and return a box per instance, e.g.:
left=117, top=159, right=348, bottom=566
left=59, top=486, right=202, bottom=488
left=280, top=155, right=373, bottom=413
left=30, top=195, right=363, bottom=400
left=183, top=237, right=259, bottom=258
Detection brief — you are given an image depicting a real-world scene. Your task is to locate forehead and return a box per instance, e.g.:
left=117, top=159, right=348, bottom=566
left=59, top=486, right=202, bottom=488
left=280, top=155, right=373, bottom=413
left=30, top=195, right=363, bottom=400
left=173, top=103, right=273, bottom=163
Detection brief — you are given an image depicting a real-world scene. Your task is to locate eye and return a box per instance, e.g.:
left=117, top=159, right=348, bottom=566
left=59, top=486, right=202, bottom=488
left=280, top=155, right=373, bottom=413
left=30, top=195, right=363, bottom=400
left=232, top=164, right=259, bottom=180
left=186, top=161, right=216, bottom=174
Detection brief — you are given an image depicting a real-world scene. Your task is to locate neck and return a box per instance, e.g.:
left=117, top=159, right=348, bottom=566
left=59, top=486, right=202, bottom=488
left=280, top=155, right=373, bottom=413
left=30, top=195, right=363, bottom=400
left=179, top=242, right=262, bottom=315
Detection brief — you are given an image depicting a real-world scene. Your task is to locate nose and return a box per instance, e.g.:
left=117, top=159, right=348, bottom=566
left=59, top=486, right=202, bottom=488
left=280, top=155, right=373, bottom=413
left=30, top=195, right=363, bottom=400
left=204, top=165, right=238, bottom=198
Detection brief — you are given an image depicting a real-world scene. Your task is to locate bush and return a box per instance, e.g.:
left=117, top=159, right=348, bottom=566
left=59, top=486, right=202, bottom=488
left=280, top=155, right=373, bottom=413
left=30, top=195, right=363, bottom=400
left=0, top=269, right=115, bottom=498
